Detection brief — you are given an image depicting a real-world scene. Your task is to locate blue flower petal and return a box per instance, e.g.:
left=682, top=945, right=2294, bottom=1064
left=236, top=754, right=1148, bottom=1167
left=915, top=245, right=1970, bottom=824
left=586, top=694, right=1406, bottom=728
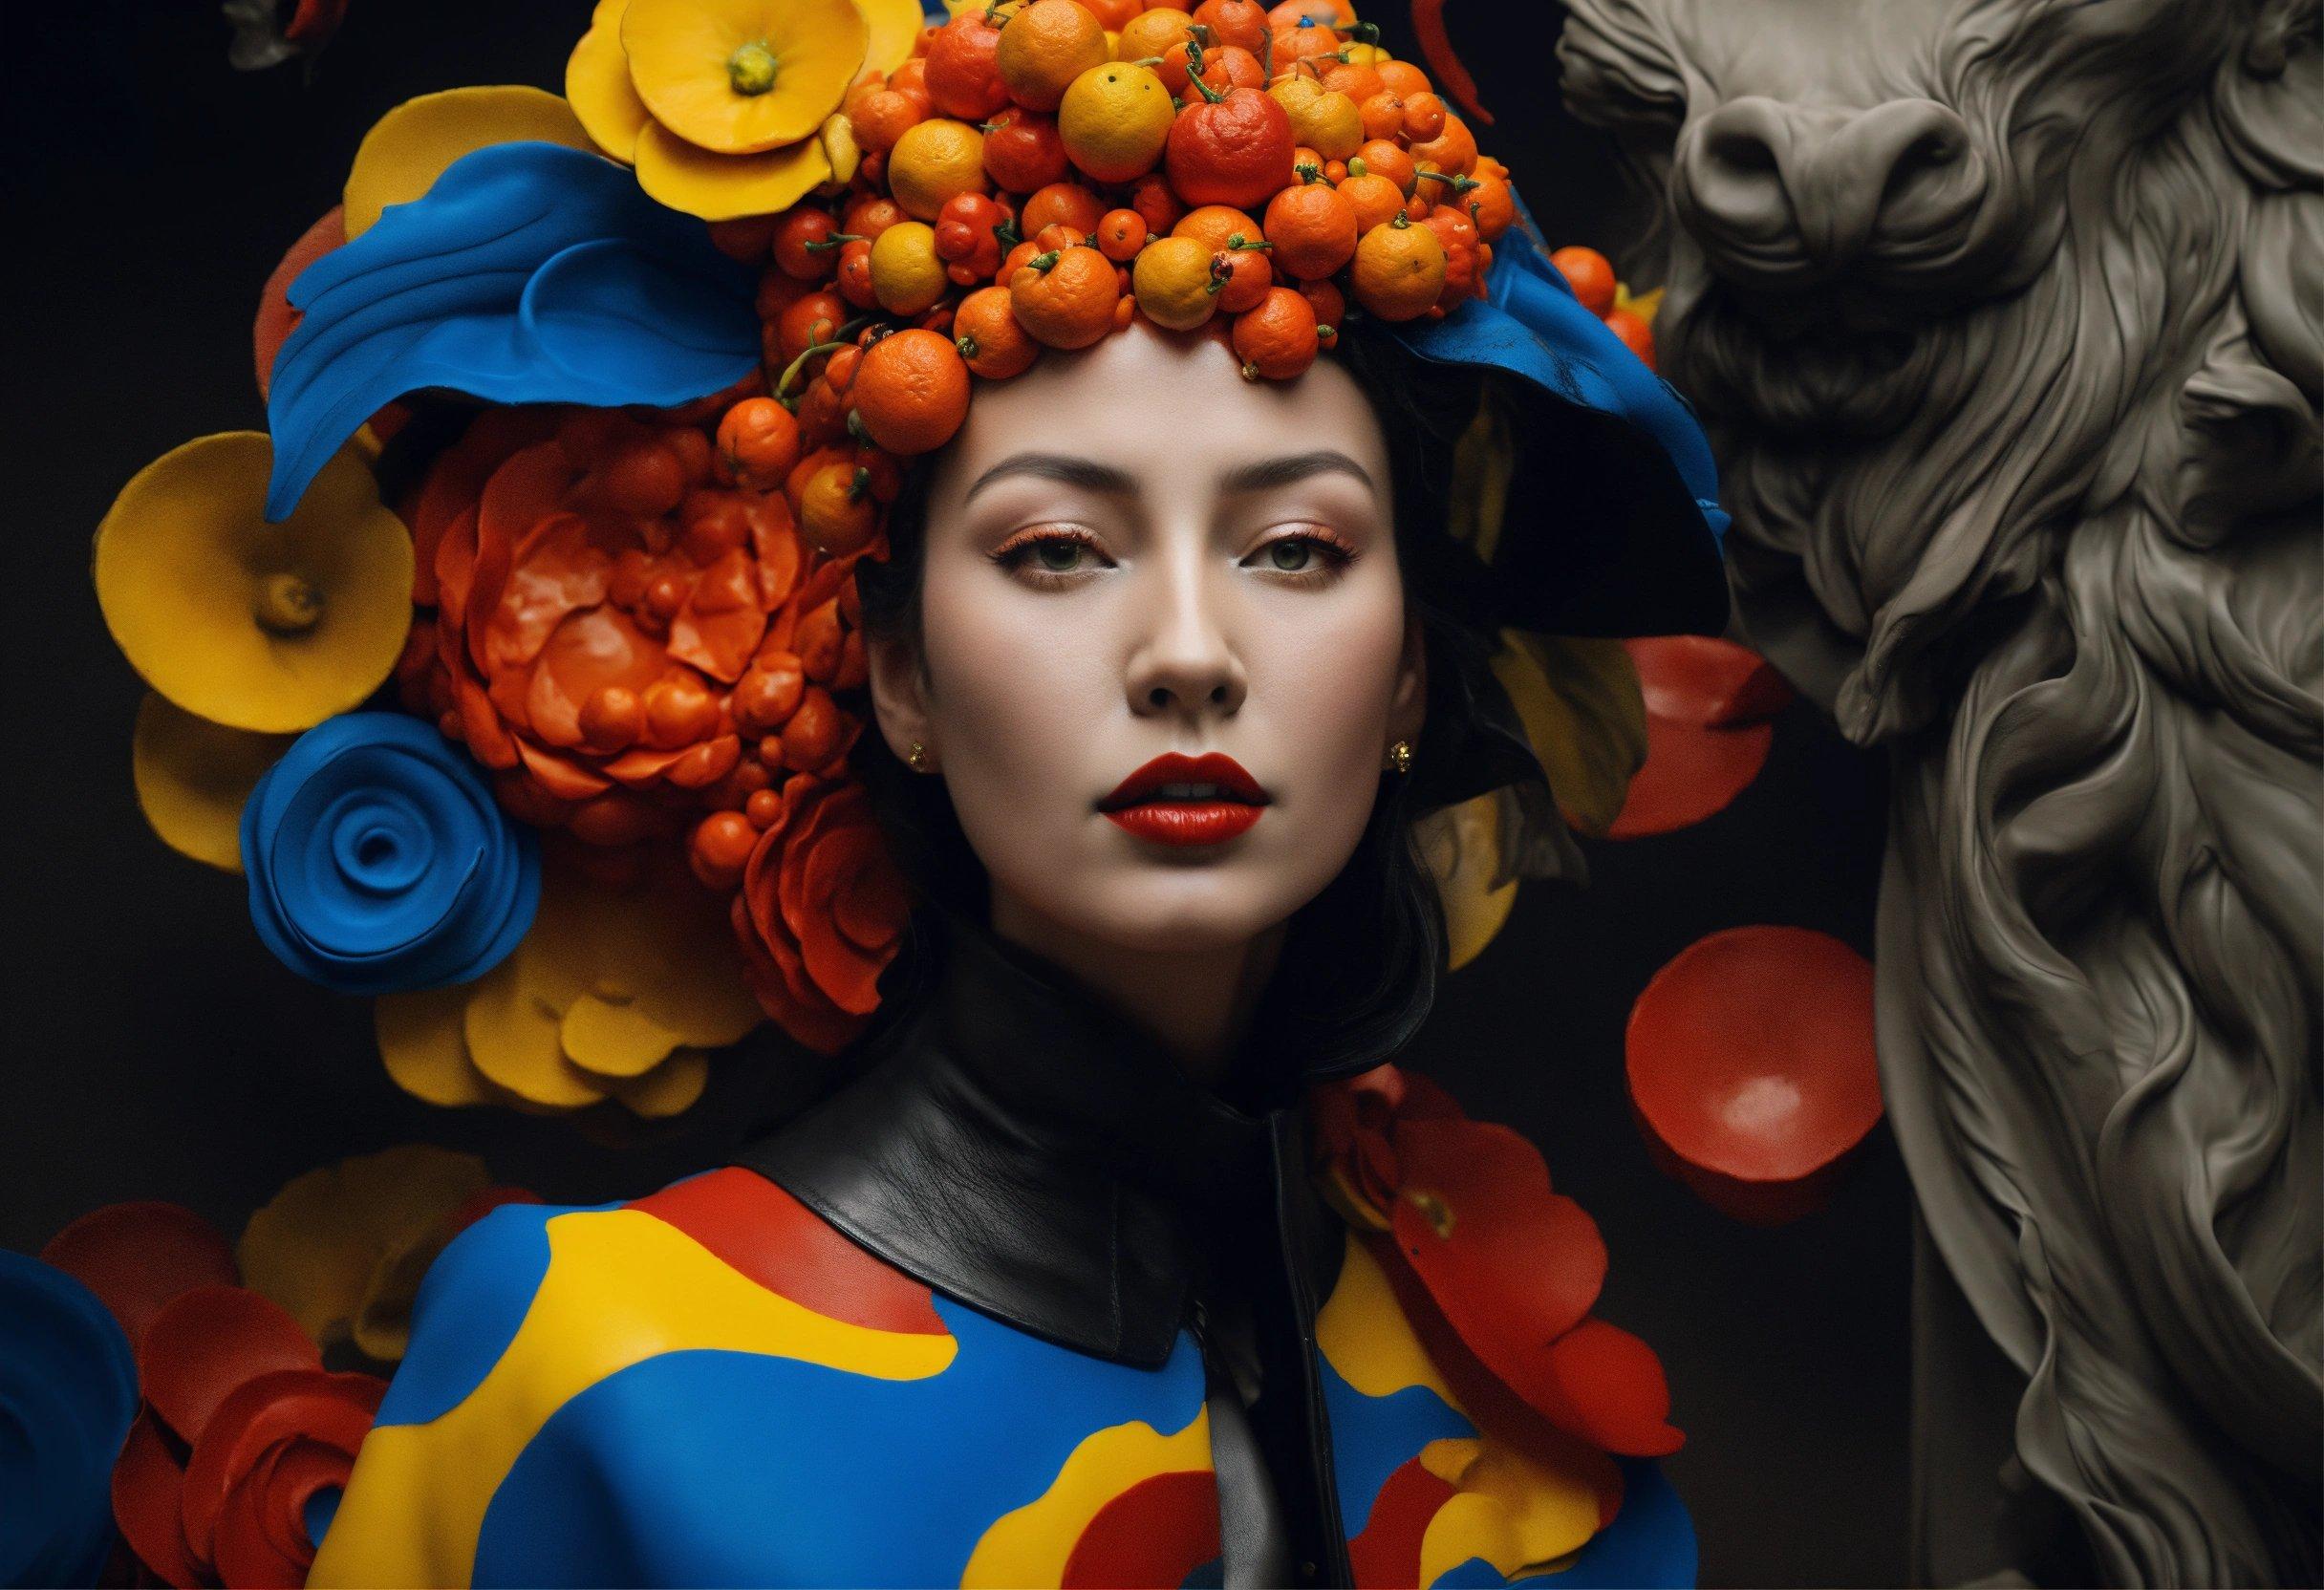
left=241, top=712, right=540, bottom=994
left=1388, top=185, right=1729, bottom=639
left=0, top=1251, right=139, bottom=1588
left=265, top=141, right=759, bottom=521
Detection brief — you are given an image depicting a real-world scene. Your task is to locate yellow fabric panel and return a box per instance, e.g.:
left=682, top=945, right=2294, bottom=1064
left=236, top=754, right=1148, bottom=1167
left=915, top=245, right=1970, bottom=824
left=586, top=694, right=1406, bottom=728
left=306, top=1208, right=957, bottom=1588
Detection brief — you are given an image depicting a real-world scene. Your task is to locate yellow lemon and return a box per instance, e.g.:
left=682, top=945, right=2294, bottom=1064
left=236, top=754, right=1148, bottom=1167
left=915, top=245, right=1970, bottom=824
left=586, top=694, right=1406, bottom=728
left=871, top=221, right=948, bottom=314
left=1057, top=61, right=1172, bottom=183
left=1269, top=77, right=1363, bottom=161
left=1131, top=235, right=1219, bottom=330
left=888, top=117, right=989, bottom=220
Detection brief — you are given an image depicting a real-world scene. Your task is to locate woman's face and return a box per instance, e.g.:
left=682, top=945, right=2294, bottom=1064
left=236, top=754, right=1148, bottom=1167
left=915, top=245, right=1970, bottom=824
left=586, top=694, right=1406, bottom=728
left=866, top=321, right=1426, bottom=959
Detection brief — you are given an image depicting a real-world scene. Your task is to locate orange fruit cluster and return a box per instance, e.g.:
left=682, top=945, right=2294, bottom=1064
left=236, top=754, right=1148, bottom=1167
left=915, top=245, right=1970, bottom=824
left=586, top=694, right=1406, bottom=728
left=707, top=0, right=1514, bottom=476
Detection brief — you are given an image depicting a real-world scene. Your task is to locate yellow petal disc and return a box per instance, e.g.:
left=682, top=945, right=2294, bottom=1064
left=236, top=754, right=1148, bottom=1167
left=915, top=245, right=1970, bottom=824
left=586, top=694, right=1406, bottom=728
left=344, top=86, right=593, bottom=237
left=854, top=0, right=925, bottom=75
left=633, top=118, right=832, bottom=220
left=561, top=993, right=681, bottom=1078
left=611, top=1048, right=711, bottom=1119
left=1417, top=792, right=1519, bottom=972
left=623, top=0, right=867, bottom=155
left=130, top=693, right=293, bottom=872
left=95, top=434, right=415, bottom=735
left=376, top=984, right=496, bottom=1107
left=568, top=0, right=654, bottom=162
left=237, top=1145, right=487, bottom=1353
left=354, top=1224, right=449, bottom=1361
left=463, top=958, right=610, bottom=1110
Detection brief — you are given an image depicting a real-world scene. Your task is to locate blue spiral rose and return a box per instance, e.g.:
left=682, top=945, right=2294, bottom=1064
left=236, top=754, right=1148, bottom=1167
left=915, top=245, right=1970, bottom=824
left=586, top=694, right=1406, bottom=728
left=241, top=712, right=539, bottom=993
left=0, top=1250, right=138, bottom=1587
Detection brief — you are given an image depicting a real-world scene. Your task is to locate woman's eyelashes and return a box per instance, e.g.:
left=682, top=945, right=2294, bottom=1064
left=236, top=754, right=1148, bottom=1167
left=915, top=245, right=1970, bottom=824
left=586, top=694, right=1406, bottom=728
left=988, top=523, right=1361, bottom=590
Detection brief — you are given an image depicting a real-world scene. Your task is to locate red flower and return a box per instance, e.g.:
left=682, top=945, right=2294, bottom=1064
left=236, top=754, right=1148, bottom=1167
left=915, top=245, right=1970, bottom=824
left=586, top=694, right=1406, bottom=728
left=1309, top=1064, right=1684, bottom=1460
left=733, top=772, right=913, bottom=1054
left=75, top=1242, right=384, bottom=1588
left=399, top=406, right=874, bottom=849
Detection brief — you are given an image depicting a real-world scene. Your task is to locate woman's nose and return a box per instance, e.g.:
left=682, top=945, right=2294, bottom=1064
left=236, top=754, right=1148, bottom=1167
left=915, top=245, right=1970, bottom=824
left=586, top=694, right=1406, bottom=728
left=1125, top=558, right=1246, bottom=720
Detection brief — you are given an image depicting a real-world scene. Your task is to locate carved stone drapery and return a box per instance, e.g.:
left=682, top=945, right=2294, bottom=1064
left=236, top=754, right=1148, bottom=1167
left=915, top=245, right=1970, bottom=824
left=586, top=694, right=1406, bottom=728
left=1556, top=1, right=2322, bottom=1583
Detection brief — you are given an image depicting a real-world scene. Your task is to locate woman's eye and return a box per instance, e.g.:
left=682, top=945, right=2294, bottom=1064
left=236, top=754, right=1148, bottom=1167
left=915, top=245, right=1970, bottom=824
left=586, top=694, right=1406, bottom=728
left=993, top=526, right=1108, bottom=584
left=1247, top=530, right=1357, bottom=582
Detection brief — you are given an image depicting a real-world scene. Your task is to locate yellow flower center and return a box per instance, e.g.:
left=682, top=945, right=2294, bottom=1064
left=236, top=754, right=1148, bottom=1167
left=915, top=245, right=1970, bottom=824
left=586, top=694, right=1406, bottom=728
left=727, top=41, right=778, bottom=96
left=254, top=571, right=325, bottom=634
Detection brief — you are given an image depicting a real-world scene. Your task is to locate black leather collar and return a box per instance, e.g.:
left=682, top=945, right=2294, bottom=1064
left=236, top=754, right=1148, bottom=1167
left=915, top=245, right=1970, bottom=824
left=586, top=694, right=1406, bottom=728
left=732, top=905, right=1339, bottom=1368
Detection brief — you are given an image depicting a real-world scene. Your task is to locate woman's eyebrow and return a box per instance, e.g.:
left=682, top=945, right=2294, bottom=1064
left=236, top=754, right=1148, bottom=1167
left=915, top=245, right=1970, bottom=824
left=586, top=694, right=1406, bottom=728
left=1218, top=450, right=1377, bottom=496
left=962, top=454, right=1136, bottom=504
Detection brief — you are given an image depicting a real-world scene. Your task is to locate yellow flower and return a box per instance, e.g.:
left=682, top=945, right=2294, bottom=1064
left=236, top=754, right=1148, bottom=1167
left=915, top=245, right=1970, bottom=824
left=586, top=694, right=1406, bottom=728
left=343, top=85, right=593, bottom=238
left=94, top=433, right=414, bottom=735
left=568, top=0, right=922, bottom=220
left=130, top=694, right=294, bottom=872
left=375, top=848, right=762, bottom=1121
left=236, top=1145, right=492, bottom=1362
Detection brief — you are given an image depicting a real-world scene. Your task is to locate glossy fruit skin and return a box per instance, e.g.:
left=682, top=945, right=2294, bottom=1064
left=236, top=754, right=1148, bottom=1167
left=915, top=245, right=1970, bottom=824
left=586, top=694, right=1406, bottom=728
left=852, top=329, right=972, bottom=455
left=995, top=0, right=1108, bottom=113
left=1262, top=182, right=1357, bottom=282
left=1350, top=217, right=1449, bottom=322
left=1549, top=246, right=1619, bottom=317
left=1008, top=244, right=1121, bottom=349
left=953, top=286, right=1040, bottom=377
left=1603, top=307, right=1656, bottom=370
left=1056, top=62, right=1174, bottom=184
left=716, top=398, right=801, bottom=487
left=1130, top=234, right=1219, bottom=331
left=1164, top=86, right=1296, bottom=212
left=982, top=109, right=1069, bottom=193
left=924, top=10, right=1012, bottom=121
left=1232, top=285, right=1320, bottom=379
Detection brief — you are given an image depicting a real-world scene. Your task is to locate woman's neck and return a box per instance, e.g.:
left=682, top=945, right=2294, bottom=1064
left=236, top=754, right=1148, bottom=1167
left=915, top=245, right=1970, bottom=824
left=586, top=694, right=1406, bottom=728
left=987, top=890, right=1286, bottom=1089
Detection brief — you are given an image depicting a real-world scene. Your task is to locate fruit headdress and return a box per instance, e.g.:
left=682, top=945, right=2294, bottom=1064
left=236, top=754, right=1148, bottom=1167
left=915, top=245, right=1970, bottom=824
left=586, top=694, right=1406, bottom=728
left=96, top=0, right=1728, bottom=1081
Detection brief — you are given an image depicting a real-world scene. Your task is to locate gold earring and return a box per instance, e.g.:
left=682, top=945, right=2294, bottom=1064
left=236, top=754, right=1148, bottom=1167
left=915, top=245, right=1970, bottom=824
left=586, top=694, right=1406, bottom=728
left=1385, top=740, right=1412, bottom=774
left=906, top=740, right=931, bottom=773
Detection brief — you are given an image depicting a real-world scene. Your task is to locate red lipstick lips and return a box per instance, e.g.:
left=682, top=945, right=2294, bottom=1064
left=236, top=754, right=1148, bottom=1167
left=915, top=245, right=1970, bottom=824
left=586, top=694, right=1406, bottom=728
left=1097, top=752, right=1270, bottom=847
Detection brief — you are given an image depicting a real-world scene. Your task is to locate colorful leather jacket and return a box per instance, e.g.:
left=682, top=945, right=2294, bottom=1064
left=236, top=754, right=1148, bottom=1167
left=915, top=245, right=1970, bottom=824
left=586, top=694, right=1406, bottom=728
left=308, top=913, right=1691, bottom=1587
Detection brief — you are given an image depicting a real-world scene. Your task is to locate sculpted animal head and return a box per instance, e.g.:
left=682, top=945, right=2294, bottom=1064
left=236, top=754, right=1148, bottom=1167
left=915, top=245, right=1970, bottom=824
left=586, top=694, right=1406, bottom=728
left=1560, top=7, right=2323, bottom=1586
left=1556, top=0, right=2321, bottom=741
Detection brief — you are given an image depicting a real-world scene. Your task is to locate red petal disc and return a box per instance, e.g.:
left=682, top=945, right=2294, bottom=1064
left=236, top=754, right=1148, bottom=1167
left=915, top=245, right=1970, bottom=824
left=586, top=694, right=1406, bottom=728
left=1626, top=925, right=1882, bottom=1222
left=40, top=1202, right=238, bottom=1352
left=138, top=1287, right=319, bottom=1448
left=110, top=1410, right=204, bottom=1588
left=1609, top=636, right=1795, bottom=838
left=1388, top=1116, right=1609, bottom=1387
left=180, top=1367, right=381, bottom=1575
left=252, top=206, right=345, bottom=399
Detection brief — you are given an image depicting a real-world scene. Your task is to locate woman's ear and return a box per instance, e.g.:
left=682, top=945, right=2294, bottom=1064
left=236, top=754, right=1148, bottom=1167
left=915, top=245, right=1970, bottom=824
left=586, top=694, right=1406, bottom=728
left=1389, top=613, right=1428, bottom=749
left=865, top=628, right=935, bottom=765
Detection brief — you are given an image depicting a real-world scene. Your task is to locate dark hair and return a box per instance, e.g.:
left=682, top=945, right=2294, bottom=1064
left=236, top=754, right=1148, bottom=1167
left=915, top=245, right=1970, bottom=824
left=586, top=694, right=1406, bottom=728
left=847, top=324, right=1513, bottom=1104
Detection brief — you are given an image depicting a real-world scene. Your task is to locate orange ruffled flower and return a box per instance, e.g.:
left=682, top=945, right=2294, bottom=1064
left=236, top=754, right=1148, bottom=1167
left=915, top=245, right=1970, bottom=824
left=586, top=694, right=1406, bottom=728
left=732, top=770, right=911, bottom=1055
left=398, top=404, right=873, bottom=849
left=1309, top=1064, right=1685, bottom=1463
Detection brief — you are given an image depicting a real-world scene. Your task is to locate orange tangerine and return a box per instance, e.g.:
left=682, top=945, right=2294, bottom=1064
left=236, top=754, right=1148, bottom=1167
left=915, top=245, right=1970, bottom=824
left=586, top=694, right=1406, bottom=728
left=852, top=328, right=972, bottom=454
left=1335, top=171, right=1404, bottom=233
left=1465, top=173, right=1516, bottom=242
left=996, top=0, right=1109, bottom=112
left=1261, top=181, right=1356, bottom=281
left=1548, top=246, right=1619, bottom=316
left=1408, top=112, right=1477, bottom=176
left=1095, top=207, right=1150, bottom=261
left=1192, top=0, right=1270, bottom=54
left=1008, top=242, right=1121, bottom=348
left=1056, top=60, right=1173, bottom=182
left=1130, top=234, right=1219, bottom=330
left=1113, top=8, right=1196, bottom=89
left=1373, top=58, right=1432, bottom=98
left=1172, top=204, right=1259, bottom=254
left=1349, top=216, right=1447, bottom=321
left=954, top=285, right=1040, bottom=376
left=889, top=117, right=990, bottom=219
left=1351, top=138, right=1414, bottom=193
left=1022, top=180, right=1108, bottom=236
left=1232, top=285, right=1319, bottom=379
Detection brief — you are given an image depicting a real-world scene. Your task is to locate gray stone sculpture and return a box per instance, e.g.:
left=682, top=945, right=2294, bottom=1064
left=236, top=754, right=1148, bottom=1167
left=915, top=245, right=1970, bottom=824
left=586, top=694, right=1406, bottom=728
left=1553, top=1, right=2322, bottom=1584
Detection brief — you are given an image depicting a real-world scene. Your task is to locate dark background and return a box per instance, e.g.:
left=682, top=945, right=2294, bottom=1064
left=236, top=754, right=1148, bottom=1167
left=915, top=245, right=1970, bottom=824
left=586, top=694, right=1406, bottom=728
left=3, top=4, right=1909, bottom=1585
